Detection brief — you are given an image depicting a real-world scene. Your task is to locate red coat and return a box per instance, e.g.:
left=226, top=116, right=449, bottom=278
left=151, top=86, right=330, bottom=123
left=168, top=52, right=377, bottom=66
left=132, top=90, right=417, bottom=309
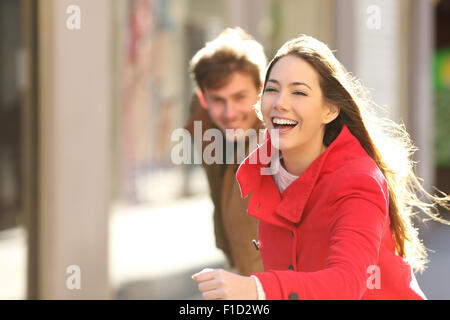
left=236, top=125, right=426, bottom=300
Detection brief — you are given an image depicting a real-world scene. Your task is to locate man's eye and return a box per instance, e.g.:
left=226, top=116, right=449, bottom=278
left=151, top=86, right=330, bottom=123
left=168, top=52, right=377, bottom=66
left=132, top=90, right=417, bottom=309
left=264, top=87, right=277, bottom=92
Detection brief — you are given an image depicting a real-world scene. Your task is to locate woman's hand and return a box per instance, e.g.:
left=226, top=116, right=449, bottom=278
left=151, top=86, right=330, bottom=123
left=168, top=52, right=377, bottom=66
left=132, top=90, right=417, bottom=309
left=192, top=268, right=258, bottom=300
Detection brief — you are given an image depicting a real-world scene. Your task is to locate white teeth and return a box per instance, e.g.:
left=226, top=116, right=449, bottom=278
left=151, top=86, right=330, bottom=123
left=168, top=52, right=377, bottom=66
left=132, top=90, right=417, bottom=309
left=272, top=117, right=298, bottom=125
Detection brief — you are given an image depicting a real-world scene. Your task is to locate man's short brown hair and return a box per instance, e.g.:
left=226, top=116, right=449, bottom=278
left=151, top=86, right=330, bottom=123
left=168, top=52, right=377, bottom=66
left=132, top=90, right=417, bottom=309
left=189, top=27, right=267, bottom=92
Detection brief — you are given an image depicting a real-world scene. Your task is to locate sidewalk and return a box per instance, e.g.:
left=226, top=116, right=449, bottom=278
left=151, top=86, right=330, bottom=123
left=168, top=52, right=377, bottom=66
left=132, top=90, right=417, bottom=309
left=0, top=228, right=27, bottom=299
left=416, top=218, right=450, bottom=299
left=109, top=194, right=226, bottom=299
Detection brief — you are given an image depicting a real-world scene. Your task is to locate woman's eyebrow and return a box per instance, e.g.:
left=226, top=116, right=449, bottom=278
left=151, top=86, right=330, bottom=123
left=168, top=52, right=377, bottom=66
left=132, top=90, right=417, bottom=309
left=267, top=79, right=312, bottom=90
left=266, top=79, right=280, bottom=85
left=292, top=81, right=312, bottom=90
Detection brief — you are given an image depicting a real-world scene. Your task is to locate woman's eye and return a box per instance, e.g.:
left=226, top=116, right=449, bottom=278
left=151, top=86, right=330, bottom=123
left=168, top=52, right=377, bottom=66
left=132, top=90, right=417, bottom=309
left=264, top=87, right=277, bottom=92
left=293, top=91, right=306, bottom=96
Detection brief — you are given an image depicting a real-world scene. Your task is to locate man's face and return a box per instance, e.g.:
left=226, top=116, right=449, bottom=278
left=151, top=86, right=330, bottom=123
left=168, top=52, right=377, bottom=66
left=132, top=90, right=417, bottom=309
left=203, top=72, right=261, bottom=142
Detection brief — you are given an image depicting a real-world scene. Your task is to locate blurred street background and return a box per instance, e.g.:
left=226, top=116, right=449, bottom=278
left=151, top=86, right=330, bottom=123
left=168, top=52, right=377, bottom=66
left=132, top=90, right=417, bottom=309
left=0, top=0, right=449, bottom=299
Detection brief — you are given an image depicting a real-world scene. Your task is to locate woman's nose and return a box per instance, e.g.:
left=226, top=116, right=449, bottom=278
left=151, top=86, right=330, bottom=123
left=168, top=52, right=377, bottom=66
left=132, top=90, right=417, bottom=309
left=273, top=91, right=288, bottom=111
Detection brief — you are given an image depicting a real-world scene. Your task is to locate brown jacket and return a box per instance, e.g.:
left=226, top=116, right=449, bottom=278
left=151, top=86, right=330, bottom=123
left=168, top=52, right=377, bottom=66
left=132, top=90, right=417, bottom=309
left=185, top=93, right=264, bottom=276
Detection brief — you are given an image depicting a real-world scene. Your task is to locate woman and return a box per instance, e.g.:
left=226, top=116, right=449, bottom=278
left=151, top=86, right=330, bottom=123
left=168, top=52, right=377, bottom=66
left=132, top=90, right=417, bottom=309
left=192, top=35, right=450, bottom=300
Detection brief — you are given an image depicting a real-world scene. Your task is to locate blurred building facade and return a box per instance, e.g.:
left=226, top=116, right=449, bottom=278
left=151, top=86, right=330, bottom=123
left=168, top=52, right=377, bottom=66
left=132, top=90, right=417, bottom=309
left=0, top=0, right=448, bottom=299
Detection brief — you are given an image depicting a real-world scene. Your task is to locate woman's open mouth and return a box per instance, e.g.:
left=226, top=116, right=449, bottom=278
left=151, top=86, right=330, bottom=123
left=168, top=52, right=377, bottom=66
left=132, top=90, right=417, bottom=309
left=271, top=117, right=299, bottom=134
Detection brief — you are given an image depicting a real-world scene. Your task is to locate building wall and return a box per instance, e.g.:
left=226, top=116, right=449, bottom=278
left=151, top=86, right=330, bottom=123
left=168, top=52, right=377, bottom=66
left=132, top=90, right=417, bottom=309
left=38, top=0, right=111, bottom=299
left=335, top=0, right=434, bottom=190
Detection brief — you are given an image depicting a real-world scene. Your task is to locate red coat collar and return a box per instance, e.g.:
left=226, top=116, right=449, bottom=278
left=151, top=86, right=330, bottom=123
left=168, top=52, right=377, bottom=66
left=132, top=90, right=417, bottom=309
left=236, top=125, right=369, bottom=228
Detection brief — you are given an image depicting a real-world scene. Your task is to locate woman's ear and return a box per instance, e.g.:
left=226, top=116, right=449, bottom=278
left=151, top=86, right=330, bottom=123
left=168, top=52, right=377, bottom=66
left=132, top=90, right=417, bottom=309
left=323, top=103, right=340, bottom=124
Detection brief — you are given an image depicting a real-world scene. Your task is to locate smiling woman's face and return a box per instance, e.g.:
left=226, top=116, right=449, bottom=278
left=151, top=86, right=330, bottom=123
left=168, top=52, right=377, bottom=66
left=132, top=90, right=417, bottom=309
left=261, top=55, right=338, bottom=152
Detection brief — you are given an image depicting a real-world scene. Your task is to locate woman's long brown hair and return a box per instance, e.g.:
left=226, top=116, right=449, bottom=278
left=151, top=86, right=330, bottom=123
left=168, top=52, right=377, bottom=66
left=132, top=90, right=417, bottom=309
left=257, top=35, right=450, bottom=273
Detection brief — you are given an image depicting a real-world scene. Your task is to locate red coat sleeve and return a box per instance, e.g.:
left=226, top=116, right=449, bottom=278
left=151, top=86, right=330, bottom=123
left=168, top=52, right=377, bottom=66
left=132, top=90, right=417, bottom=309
left=252, top=172, right=389, bottom=299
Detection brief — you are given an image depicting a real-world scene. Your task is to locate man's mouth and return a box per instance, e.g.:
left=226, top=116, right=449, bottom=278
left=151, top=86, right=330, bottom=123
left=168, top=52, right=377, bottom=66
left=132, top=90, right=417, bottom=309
left=271, top=117, right=299, bottom=133
left=224, top=119, right=244, bottom=130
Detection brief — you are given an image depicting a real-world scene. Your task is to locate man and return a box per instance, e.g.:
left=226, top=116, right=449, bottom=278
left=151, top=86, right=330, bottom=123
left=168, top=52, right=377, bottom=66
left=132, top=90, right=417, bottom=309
left=185, top=28, right=266, bottom=275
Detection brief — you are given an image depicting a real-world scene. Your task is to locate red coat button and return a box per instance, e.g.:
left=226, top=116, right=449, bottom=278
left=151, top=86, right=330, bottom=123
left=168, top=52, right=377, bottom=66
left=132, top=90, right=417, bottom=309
left=289, top=292, right=299, bottom=300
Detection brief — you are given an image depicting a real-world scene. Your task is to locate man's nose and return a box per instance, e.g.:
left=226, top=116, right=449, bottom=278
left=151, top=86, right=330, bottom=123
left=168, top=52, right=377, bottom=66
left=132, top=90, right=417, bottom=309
left=224, top=101, right=238, bottom=120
